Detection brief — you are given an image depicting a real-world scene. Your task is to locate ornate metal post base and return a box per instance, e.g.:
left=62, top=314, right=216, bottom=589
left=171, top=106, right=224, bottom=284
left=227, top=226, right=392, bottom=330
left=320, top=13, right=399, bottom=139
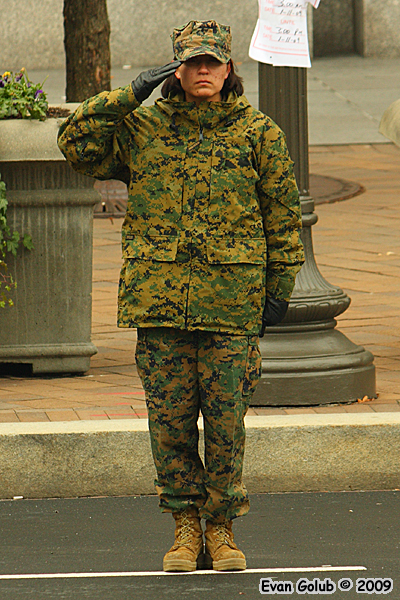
left=253, top=64, right=375, bottom=406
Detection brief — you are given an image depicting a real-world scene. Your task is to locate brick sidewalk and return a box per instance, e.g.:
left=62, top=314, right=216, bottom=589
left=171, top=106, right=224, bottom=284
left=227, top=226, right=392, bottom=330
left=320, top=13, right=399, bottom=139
left=0, top=143, right=399, bottom=422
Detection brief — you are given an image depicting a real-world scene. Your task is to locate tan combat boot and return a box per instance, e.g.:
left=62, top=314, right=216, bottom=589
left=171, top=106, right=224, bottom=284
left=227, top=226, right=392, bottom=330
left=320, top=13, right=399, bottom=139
left=163, top=507, right=204, bottom=572
left=204, top=519, right=246, bottom=571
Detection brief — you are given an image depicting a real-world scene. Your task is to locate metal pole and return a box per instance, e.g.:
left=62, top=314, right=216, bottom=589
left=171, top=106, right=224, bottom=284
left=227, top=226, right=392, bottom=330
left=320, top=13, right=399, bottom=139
left=254, top=63, right=375, bottom=406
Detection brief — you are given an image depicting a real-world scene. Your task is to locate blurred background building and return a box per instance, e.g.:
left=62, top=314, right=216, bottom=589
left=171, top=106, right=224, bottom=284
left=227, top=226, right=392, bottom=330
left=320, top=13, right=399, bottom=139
left=1, top=0, right=399, bottom=71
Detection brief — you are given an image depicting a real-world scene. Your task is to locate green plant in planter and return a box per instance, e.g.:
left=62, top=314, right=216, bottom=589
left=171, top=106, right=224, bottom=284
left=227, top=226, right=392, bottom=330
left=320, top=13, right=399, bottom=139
left=0, top=69, right=40, bottom=307
left=0, top=174, right=34, bottom=307
left=0, top=69, right=48, bottom=120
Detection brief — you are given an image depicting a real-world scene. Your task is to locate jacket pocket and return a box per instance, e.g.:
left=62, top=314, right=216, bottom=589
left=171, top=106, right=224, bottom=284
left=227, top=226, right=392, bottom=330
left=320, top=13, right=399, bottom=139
left=212, top=144, right=259, bottom=179
left=206, top=237, right=266, bottom=265
left=123, top=234, right=178, bottom=262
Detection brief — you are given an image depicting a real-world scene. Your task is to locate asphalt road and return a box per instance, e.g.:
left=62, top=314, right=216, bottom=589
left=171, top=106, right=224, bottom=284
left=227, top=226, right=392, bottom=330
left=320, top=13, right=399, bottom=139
left=0, top=491, right=398, bottom=599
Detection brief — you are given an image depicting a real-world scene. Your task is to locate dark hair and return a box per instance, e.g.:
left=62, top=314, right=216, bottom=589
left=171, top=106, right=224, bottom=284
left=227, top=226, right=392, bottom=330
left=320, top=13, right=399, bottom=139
left=161, top=60, right=244, bottom=100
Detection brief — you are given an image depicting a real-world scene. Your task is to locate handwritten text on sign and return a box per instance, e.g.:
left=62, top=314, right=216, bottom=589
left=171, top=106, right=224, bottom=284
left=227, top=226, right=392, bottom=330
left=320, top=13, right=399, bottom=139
left=249, top=0, right=320, bottom=68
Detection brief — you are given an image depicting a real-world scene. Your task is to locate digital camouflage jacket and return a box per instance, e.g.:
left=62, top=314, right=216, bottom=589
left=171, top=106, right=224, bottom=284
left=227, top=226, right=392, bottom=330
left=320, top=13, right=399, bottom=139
left=58, top=86, right=304, bottom=334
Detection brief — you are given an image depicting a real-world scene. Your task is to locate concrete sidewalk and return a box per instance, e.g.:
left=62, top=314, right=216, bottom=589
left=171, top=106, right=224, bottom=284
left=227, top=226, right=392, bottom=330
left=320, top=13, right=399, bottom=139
left=0, top=56, right=400, bottom=497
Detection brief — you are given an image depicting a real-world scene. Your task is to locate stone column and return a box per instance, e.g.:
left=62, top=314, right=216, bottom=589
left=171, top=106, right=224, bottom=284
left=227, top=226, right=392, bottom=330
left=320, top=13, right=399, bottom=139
left=356, top=0, right=400, bottom=58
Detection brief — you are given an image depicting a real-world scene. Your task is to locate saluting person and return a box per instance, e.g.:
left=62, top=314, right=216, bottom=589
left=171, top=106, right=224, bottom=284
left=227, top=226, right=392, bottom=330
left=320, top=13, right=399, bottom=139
left=58, top=20, right=304, bottom=572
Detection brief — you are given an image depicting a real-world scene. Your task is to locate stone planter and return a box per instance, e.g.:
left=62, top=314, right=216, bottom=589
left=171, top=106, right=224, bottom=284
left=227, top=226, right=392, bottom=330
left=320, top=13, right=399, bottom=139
left=0, top=109, right=99, bottom=374
left=379, top=99, right=400, bottom=146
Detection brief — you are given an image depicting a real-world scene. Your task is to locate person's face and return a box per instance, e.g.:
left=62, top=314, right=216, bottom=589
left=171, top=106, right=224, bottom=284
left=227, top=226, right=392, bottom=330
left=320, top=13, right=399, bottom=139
left=175, top=55, right=231, bottom=105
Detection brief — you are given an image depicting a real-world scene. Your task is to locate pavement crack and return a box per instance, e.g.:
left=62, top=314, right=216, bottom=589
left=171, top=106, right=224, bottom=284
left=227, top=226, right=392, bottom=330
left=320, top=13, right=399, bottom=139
left=311, top=76, right=380, bottom=124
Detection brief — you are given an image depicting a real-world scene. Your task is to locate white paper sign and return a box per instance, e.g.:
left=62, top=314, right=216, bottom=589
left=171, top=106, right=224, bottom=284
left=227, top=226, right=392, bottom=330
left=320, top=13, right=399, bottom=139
left=249, top=0, right=320, bottom=68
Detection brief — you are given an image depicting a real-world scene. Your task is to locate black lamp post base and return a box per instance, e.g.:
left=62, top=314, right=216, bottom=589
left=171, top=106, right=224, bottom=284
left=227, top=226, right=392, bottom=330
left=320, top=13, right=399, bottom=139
left=253, top=320, right=376, bottom=406
left=257, top=63, right=376, bottom=406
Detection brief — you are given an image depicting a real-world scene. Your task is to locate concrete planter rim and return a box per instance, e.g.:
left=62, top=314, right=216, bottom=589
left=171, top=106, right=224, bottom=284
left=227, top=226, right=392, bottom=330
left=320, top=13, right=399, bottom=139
left=0, top=103, right=80, bottom=163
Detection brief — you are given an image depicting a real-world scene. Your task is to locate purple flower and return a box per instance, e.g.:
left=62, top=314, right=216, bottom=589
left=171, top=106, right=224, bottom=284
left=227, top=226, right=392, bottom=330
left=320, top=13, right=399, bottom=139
left=34, top=89, right=43, bottom=99
left=15, top=73, right=23, bottom=82
left=0, top=81, right=4, bottom=88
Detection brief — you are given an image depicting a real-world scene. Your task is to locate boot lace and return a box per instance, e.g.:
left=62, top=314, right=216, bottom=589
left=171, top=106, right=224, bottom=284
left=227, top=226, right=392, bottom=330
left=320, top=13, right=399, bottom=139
left=214, top=521, right=232, bottom=545
left=175, top=511, right=196, bottom=548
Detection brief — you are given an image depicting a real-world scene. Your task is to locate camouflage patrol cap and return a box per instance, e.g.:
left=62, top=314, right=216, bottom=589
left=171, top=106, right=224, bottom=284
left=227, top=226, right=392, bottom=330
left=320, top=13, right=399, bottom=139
left=171, top=20, right=231, bottom=64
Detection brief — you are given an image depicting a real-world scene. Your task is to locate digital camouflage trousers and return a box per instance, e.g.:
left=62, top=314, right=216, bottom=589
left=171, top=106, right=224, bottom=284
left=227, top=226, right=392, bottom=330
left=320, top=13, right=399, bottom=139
left=135, top=327, right=262, bottom=522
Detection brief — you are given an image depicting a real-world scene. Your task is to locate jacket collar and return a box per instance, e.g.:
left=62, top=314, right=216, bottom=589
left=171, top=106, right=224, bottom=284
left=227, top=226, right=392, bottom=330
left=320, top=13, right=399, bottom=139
left=155, top=91, right=251, bottom=131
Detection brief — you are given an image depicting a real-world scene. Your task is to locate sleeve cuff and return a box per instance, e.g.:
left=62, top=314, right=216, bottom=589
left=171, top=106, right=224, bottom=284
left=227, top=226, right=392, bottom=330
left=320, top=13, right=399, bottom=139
left=267, top=268, right=302, bottom=302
